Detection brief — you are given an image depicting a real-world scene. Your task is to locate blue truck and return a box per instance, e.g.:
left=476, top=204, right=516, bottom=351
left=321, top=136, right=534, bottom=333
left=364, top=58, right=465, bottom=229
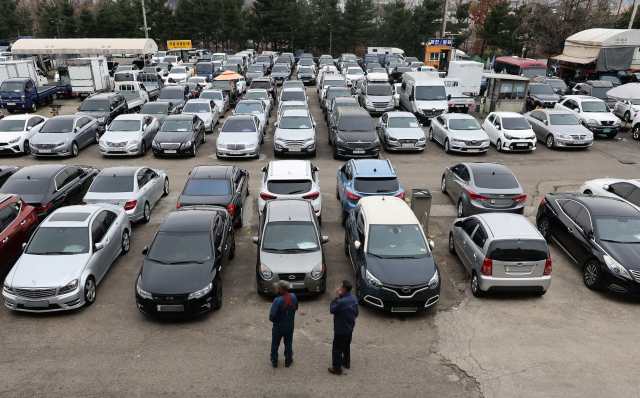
left=0, top=77, right=58, bottom=113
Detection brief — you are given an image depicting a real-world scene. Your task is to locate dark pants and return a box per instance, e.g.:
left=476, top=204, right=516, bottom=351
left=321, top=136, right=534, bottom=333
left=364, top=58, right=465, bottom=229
left=332, top=332, right=352, bottom=370
left=271, top=329, right=293, bottom=363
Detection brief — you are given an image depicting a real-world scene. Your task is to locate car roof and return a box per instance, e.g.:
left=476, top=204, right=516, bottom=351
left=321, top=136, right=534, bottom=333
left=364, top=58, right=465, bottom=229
left=98, top=166, right=140, bottom=177
left=569, top=194, right=640, bottom=217
left=534, top=109, right=574, bottom=115
left=475, top=213, right=540, bottom=239
left=338, top=106, right=369, bottom=116
left=237, top=100, right=263, bottom=106
left=281, top=109, right=310, bottom=117
left=360, top=196, right=417, bottom=225
left=387, top=111, right=414, bottom=118
left=268, top=160, right=311, bottom=179
left=161, top=209, right=216, bottom=232
left=186, top=99, right=213, bottom=104
left=191, top=165, right=231, bottom=179
left=266, top=200, right=314, bottom=222
left=281, top=87, right=304, bottom=92
left=114, top=114, right=145, bottom=121
left=13, top=164, right=66, bottom=178
left=352, top=159, right=395, bottom=176
left=562, top=95, right=603, bottom=103
left=86, top=93, right=117, bottom=100
left=466, top=162, right=513, bottom=175
left=1, top=114, right=36, bottom=121
left=164, top=85, right=186, bottom=90
left=226, top=114, right=255, bottom=121
left=43, top=205, right=104, bottom=227
left=443, top=113, right=477, bottom=121
left=165, top=114, right=194, bottom=121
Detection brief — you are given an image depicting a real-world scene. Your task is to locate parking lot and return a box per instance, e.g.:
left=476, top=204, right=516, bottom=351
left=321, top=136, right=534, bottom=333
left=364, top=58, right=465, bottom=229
left=2, top=75, right=640, bottom=397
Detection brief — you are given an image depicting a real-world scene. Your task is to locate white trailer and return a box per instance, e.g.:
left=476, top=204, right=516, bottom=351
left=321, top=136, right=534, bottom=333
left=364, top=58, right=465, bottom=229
left=0, top=60, right=48, bottom=87
left=367, top=47, right=405, bottom=56
left=447, top=61, right=484, bottom=96
left=67, top=57, right=111, bottom=98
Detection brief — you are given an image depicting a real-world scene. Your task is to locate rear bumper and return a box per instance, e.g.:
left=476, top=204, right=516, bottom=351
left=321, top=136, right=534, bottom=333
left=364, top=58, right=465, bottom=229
left=466, top=200, right=525, bottom=216
left=478, top=275, right=551, bottom=292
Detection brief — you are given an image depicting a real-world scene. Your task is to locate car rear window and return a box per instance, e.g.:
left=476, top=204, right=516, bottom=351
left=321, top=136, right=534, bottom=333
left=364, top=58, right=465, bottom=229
left=251, top=81, right=271, bottom=89
left=281, top=91, right=305, bottom=101
left=201, top=91, right=223, bottom=100
left=354, top=177, right=399, bottom=194
left=89, top=176, right=134, bottom=193
left=473, top=173, right=519, bottom=189
left=0, top=178, right=49, bottom=195
left=267, top=180, right=312, bottom=195
left=183, top=179, right=230, bottom=196
left=487, top=240, right=548, bottom=262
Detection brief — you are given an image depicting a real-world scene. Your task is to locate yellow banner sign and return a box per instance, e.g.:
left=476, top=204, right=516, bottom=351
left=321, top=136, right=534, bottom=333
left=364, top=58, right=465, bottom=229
left=167, top=40, right=192, bottom=50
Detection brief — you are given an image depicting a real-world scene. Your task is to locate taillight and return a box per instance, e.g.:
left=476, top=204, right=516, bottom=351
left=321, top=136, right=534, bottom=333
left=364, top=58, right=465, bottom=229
left=302, top=191, right=320, bottom=200
left=226, top=203, right=235, bottom=215
left=34, top=203, right=51, bottom=213
left=176, top=203, right=182, bottom=209
left=395, top=190, right=405, bottom=200
left=81, top=201, right=87, bottom=205
left=346, top=190, right=361, bottom=201
left=540, top=198, right=546, bottom=205
left=260, top=192, right=277, bottom=200
left=513, top=194, right=527, bottom=201
left=124, top=200, right=137, bottom=210
left=468, top=190, right=488, bottom=201
left=481, top=258, right=492, bottom=276
left=544, top=259, right=552, bottom=275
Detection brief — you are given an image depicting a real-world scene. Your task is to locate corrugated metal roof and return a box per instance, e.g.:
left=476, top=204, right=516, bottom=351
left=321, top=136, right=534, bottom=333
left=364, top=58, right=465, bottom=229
left=10, top=38, right=158, bottom=55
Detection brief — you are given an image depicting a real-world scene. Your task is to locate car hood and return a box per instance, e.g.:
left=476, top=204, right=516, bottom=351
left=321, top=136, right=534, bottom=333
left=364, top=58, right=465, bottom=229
left=548, top=124, right=591, bottom=134
left=275, top=128, right=315, bottom=140
left=0, top=131, right=27, bottom=141
left=365, top=254, right=436, bottom=286
left=367, top=73, right=388, bottom=80
left=260, top=250, right=323, bottom=273
left=365, top=94, right=393, bottom=103
left=167, top=73, right=188, bottom=80
left=338, top=131, right=377, bottom=141
left=385, top=127, right=425, bottom=139
left=101, top=130, right=142, bottom=142
left=532, top=94, right=560, bottom=102
left=218, top=132, right=258, bottom=143
left=448, top=128, right=489, bottom=140
left=599, top=240, right=640, bottom=272
left=246, top=72, right=264, bottom=79
left=299, top=72, right=315, bottom=77
left=503, top=127, right=535, bottom=137
left=178, top=194, right=232, bottom=207
left=154, top=131, right=192, bottom=143
left=416, top=100, right=448, bottom=110
left=237, top=112, right=265, bottom=124
left=140, top=259, right=215, bottom=294
left=272, top=72, right=289, bottom=77
left=31, top=132, right=73, bottom=144
left=77, top=110, right=108, bottom=118
left=9, top=253, right=91, bottom=288
left=585, top=112, right=619, bottom=122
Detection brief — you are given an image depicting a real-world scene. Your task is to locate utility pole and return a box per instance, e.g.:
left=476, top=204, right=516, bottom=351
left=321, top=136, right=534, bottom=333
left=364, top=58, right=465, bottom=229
left=630, top=0, right=639, bottom=29
left=141, top=0, right=149, bottom=39
left=329, top=23, right=333, bottom=57
left=440, top=0, right=448, bottom=38
left=51, top=19, right=60, bottom=38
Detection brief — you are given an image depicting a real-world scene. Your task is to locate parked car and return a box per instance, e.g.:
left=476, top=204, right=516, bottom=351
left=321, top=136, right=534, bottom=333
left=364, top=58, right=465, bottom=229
left=249, top=77, right=277, bottom=98
left=271, top=64, right=292, bottom=85
left=430, top=113, right=489, bottom=154
left=344, top=196, right=439, bottom=311
left=233, top=100, right=268, bottom=135
left=297, top=66, right=317, bottom=85
left=139, top=101, right=179, bottom=125
left=375, top=111, right=426, bottom=152
left=524, top=109, right=593, bottom=149
left=344, top=67, right=365, bottom=86
left=0, top=114, right=48, bottom=155
left=99, top=114, right=159, bottom=156
left=181, top=99, right=220, bottom=133
left=244, top=89, right=273, bottom=115
left=366, top=67, right=390, bottom=83
left=554, top=95, right=620, bottom=138
left=177, top=165, right=249, bottom=227
left=325, top=96, right=358, bottom=124
left=580, top=178, right=640, bottom=212
left=164, top=66, right=191, bottom=86
left=76, top=92, right=128, bottom=133
left=536, top=194, right=640, bottom=294
left=258, top=160, right=322, bottom=222
left=449, top=213, right=551, bottom=297
left=359, top=81, right=395, bottom=114
left=0, top=77, right=57, bottom=114
left=2, top=204, right=131, bottom=312
left=0, top=165, right=17, bottom=188
left=246, top=64, right=268, bottom=83
left=389, top=66, right=412, bottom=83
left=442, top=162, right=526, bottom=218
left=321, top=87, right=352, bottom=114
left=152, top=115, right=206, bottom=157
left=0, top=194, right=39, bottom=271
left=572, top=80, right=617, bottom=108
left=526, top=81, right=560, bottom=111
left=156, top=85, right=191, bottom=112
left=216, top=115, right=263, bottom=159
left=135, top=207, right=235, bottom=317
left=319, top=75, right=347, bottom=105
left=482, top=112, right=536, bottom=152
left=253, top=200, right=328, bottom=296
left=612, top=99, right=640, bottom=123
left=277, top=100, right=309, bottom=121
left=279, top=87, right=308, bottom=104
left=200, top=90, right=230, bottom=115
left=31, top=115, right=100, bottom=158
left=274, top=109, right=317, bottom=158
left=329, top=106, right=380, bottom=159
left=336, top=159, right=404, bottom=226
left=546, top=77, right=572, bottom=95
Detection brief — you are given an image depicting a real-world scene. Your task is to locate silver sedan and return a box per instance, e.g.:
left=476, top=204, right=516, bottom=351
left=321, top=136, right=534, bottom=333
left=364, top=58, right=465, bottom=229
left=524, top=109, right=593, bottom=149
left=30, top=115, right=100, bottom=157
left=182, top=99, right=221, bottom=133
left=429, top=113, right=490, bottom=154
left=2, top=204, right=131, bottom=312
left=99, top=114, right=160, bottom=156
left=200, top=89, right=230, bottom=116
left=376, top=111, right=426, bottom=151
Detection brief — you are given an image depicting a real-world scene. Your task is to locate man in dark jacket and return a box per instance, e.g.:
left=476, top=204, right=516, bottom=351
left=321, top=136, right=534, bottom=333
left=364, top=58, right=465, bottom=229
left=328, top=280, right=359, bottom=375
left=269, top=280, right=298, bottom=368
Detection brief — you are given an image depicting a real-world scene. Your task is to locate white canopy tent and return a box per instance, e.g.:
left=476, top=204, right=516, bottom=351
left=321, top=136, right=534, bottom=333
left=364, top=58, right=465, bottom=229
left=11, top=38, right=158, bottom=55
left=606, top=82, right=640, bottom=101
left=553, top=29, right=640, bottom=71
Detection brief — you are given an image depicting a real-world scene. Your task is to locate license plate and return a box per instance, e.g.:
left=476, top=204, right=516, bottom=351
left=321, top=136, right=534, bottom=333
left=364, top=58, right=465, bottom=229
left=603, top=128, right=611, bottom=133
left=289, top=282, right=305, bottom=289
left=164, top=150, right=176, bottom=154
left=574, top=140, right=585, bottom=144
left=516, top=143, right=528, bottom=147
left=230, top=150, right=241, bottom=155
left=23, top=300, right=49, bottom=308
left=391, top=307, right=417, bottom=313
left=157, top=305, right=184, bottom=312
left=401, top=143, right=414, bottom=148
left=39, top=149, right=52, bottom=153
left=455, top=104, right=464, bottom=108
left=288, top=148, right=301, bottom=152
left=112, top=148, right=125, bottom=152
left=7, top=103, right=16, bottom=106
left=467, top=149, right=479, bottom=153
left=353, top=150, right=365, bottom=154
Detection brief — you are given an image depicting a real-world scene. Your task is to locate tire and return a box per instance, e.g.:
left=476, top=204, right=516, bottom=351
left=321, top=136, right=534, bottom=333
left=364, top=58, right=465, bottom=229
left=546, top=134, right=554, bottom=149
left=162, top=178, right=169, bottom=196
left=448, top=232, right=456, bottom=254
left=583, top=260, right=601, bottom=290
left=142, top=202, right=151, bottom=224
left=328, top=131, right=332, bottom=145
left=457, top=199, right=465, bottom=218
left=441, top=176, right=447, bottom=194
left=191, top=143, right=197, bottom=157
left=203, top=133, right=207, bottom=143
left=229, top=236, right=236, bottom=260
left=23, top=140, right=31, bottom=155
left=496, top=138, right=502, bottom=152
left=254, top=147, right=260, bottom=159
left=444, top=139, right=451, bottom=154
left=624, top=111, right=630, bottom=123
left=121, top=230, right=130, bottom=255
left=84, top=277, right=97, bottom=306
left=71, top=142, right=79, bottom=157
left=318, top=214, right=322, bottom=225
left=336, top=183, right=340, bottom=200
left=471, top=272, right=485, bottom=298
left=429, top=128, right=435, bottom=142
left=140, top=141, right=147, bottom=156
left=30, top=102, right=37, bottom=113
left=537, top=216, right=550, bottom=241
left=94, top=130, right=100, bottom=144
left=633, top=125, right=640, bottom=140
left=355, top=277, right=364, bottom=304
left=213, top=281, right=223, bottom=310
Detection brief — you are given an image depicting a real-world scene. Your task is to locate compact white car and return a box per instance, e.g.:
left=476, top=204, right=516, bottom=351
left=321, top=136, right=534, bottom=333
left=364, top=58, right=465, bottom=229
left=258, top=160, right=322, bottom=222
left=187, top=76, right=213, bottom=90
left=366, top=67, right=390, bottom=83
left=482, top=111, right=536, bottom=152
left=612, top=99, right=640, bottom=123
left=164, top=66, right=191, bottom=86
left=344, top=67, right=365, bottom=86
left=554, top=95, right=621, bottom=138
left=182, top=99, right=220, bottom=133
left=580, top=178, right=640, bottom=211
left=0, top=114, right=48, bottom=155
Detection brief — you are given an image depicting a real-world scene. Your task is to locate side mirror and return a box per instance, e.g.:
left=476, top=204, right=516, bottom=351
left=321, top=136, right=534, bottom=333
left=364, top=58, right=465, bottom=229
left=251, top=237, right=260, bottom=245
left=313, top=166, right=319, bottom=172
left=321, top=236, right=330, bottom=244
left=76, top=106, right=80, bottom=112
left=26, top=126, right=32, bottom=131
left=354, top=241, right=361, bottom=250
left=261, top=166, right=267, bottom=172
left=447, top=94, right=452, bottom=101
left=74, top=127, right=80, bottom=133
left=544, top=120, right=548, bottom=125
left=603, top=184, right=610, bottom=191
left=583, top=226, right=594, bottom=240
left=274, top=122, right=278, bottom=127
left=338, top=166, right=343, bottom=171
left=142, top=247, right=148, bottom=255
left=495, top=124, right=501, bottom=130
left=419, top=123, right=423, bottom=127
left=22, top=242, right=27, bottom=250
left=94, top=242, right=105, bottom=251
left=429, top=240, right=435, bottom=250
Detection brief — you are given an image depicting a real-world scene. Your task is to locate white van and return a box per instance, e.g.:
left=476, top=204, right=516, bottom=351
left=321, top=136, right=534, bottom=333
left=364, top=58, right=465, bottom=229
left=447, top=61, right=484, bottom=96
left=399, top=72, right=448, bottom=122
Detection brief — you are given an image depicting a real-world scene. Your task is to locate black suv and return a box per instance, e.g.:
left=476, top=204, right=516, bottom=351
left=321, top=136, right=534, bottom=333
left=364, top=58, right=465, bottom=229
left=250, top=77, right=277, bottom=99
left=76, top=92, right=127, bottom=133
left=329, top=106, right=380, bottom=159
left=526, top=82, right=560, bottom=111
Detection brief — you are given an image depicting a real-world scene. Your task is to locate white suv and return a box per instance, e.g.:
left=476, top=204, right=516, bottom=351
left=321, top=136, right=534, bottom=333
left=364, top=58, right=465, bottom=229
left=258, top=160, right=323, bottom=222
left=482, top=111, right=536, bottom=152
left=554, top=95, right=621, bottom=138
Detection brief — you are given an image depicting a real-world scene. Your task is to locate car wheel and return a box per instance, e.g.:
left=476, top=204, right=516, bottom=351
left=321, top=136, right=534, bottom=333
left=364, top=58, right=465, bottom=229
left=162, top=178, right=170, bottom=196
left=457, top=199, right=465, bottom=218
left=328, top=132, right=332, bottom=145
left=441, top=176, right=447, bottom=193
left=448, top=232, right=456, bottom=254
left=142, top=202, right=151, bottom=224
left=203, top=133, right=207, bottom=143
left=355, top=277, right=364, bottom=304
left=583, top=189, right=592, bottom=195
left=254, top=147, right=260, bottom=159
left=140, top=141, right=147, bottom=156
left=624, top=111, right=630, bottom=123
left=237, top=206, right=244, bottom=228
left=583, top=260, right=601, bottom=290
left=94, top=130, right=100, bottom=144
left=84, top=277, right=96, bottom=306
left=429, top=128, right=435, bottom=142
left=633, top=125, right=640, bottom=140
left=336, top=183, right=341, bottom=200
left=444, top=139, right=451, bottom=154
left=71, top=142, right=79, bottom=157
left=23, top=140, right=31, bottom=155
left=546, top=134, right=554, bottom=149
left=471, top=272, right=485, bottom=298
left=30, top=102, right=37, bottom=113
left=537, top=216, right=550, bottom=241
left=213, top=281, right=223, bottom=310
left=121, top=230, right=130, bottom=255
left=496, top=138, right=502, bottom=152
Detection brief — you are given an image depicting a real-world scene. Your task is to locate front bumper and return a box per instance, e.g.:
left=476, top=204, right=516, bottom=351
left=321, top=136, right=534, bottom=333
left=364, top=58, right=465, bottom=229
left=585, top=124, right=620, bottom=134
left=216, top=147, right=259, bottom=158
left=416, top=110, right=445, bottom=121
left=274, top=140, right=315, bottom=155
left=449, top=140, right=490, bottom=153
left=3, top=288, right=84, bottom=312
left=600, top=267, right=640, bottom=295
left=1, top=100, right=29, bottom=110
left=299, top=77, right=316, bottom=85
left=31, top=144, right=73, bottom=157
left=100, top=142, right=143, bottom=156
left=552, top=137, right=593, bottom=148
left=136, top=289, right=216, bottom=318
left=152, top=144, right=192, bottom=156
left=478, top=275, right=551, bottom=292
left=385, top=139, right=426, bottom=151
left=0, top=142, right=24, bottom=154
left=335, top=142, right=380, bottom=158
left=498, top=139, right=536, bottom=151
left=257, top=272, right=326, bottom=296
left=359, top=279, right=440, bottom=311
left=364, top=104, right=395, bottom=114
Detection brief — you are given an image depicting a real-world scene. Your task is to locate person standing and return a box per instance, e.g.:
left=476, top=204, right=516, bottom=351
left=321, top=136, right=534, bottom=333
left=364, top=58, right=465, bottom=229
left=269, top=280, right=298, bottom=368
left=328, top=280, right=359, bottom=375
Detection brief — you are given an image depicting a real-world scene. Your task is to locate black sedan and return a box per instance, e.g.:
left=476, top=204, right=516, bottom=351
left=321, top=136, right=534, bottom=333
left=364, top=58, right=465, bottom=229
left=0, top=165, right=18, bottom=188
left=389, top=66, right=412, bottom=83
left=135, top=207, right=235, bottom=317
left=177, top=165, right=249, bottom=227
left=0, top=164, right=98, bottom=219
left=139, top=101, right=179, bottom=125
left=152, top=115, right=206, bottom=157
left=536, top=193, right=640, bottom=294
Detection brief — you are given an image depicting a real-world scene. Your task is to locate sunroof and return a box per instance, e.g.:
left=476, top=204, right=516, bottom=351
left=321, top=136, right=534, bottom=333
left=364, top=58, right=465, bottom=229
left=49, top=213, right=91, bottom=222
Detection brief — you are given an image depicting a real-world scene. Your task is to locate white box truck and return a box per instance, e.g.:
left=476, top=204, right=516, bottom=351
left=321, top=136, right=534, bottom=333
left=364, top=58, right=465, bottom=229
left=67, top=57, right=111, bottom=98
left=0, top=60, right=48, bottom=87
left=447, top=61, right=484, bottom=96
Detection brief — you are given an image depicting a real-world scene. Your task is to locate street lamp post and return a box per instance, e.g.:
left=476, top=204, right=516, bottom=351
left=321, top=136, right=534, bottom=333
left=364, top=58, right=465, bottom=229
left=328, top=23, right=333, bottom=57
left=141, top=0, right=149, bottom=39
left=51, top=19, right=60, bottom=38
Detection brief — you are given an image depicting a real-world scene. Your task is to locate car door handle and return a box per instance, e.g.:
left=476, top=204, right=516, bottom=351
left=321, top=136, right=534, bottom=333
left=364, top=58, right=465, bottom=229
left=568, top=227, right=573, bottom=233
left=2, top=238, right=7, bottom=243
left=20, top=220, right=26, bottom=225
left=473, top=254, right=477, bottom=261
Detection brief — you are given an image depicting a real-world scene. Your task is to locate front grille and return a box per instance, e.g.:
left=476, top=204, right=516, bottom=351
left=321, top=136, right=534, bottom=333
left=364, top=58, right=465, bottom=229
left=373, top=102, right=388, bottom=107
left=463, top=140, right=482, bottom=146
left=283, top=139, right=305, bottom=147
left=152, top=294, right=189, bottom=303
left=15, top=288, right=56, bottom=299
left=383, top=285, right=429, bottom=297
left=399, top=139, right=418, bottom=144
left=278, top=273, right=306, bottom=282
left=160, top=143, right=181, bottom=150
left=33, top=144, right=56, bottom=149
left=630, top=269, right=640, bottom=283
left=509, top=143, right=532, bottom=150
left=347, top=142, right=371, bottom=149
left=601, top=121, right=614, bottom=126
left=106, top=141, right=127, bottom=147
left=423, top=109, right=444, bottom=117
left=227, top=143, right=246, bottom=150
left=570, top=135, right=587, bottom=140
left=0, top=142, right=8, bottom=146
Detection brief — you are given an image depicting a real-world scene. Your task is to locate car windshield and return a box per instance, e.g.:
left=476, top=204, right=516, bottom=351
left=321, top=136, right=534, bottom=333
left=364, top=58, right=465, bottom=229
left=189, top=77, right=205, bottom=84
left=347, top=68, right=363, bottom=75
left=251, top=81, right=271, bottom=89
left=396, top=67, right=411, bottom=73
left=262, top=221, right=319, bottom=252
left=163, top=57, right=177, bottom=63
left=530, top=85, right=555, bottom=95
left=222, top=119, right=256, bottom=132
left=211, top=55, right=225, bottom=62
left=0, top=82, right=22, bottom=93
left=367, top=224, right=429, bottom=257
left=26, top=227, right=89, bottom=255
left=161, top=120, right=191, bottom=131
left=267, top=180, right=312, bottom=195
left=388, top=117, right=419, bottom=128
left=171, top=68, right=186, bottom=74
left=222, top=65, right=239, bottom=72
left=549, top=114, right=579, bottom=125
left=183, top=102, right=211, bottom=113
left=79, top=100, right=109, bottom=111
left=449, top=118, right=481, bottom=130
left=522, top=67, right=547, bottom=78
left=547, top=80, right=568, bottom=89
left=473, top=173, right=520, bottom=189
left=158, top=89, right=184, bottom=100
left=273, top=66, right=289, bottom=73
left=600, top=76, right=621, bottom=85
left=281, top=105, right=307, bottom=112
left=141, top=103, right=169, bottom=114
left=147, top=232, right=212, bottom=264
left=342, top=55, right=357, bottom=62
left=89, top=175, right=134, bottom=192
left=157, top=63, right=169, bottom=70
left=488, top=240, right=548, bottom=261
left=143, top=67, right=157, bottom=73
left=591, top=87, right=611, bottom=99
left=248, top=66, right=264, bottom=73
left=0, top=178, right=48, bottom=195
left=581, top=101, right=609, bottom=112
left=385, top=55, right=401, bottom=63
left=299, top=67, right=315, bottom=74
left=327, top=90, right=350, bottom=101
left=596, top=216, right=640, bottom=243
left=40, top=119, right=74, bottom=133
left=354, top=177, right=399, bottom=193
left=323, top=79, right=346, bottom=88
left=280, top=116, right=312, bottom=129
left=365, top=55, right=378, bottom=62
left=339, top=116, right=375, bottom=131
left=632, top=100, right=640, bottom=105
left=109, top=120, right=140, bottom=131
left=300, top=60, right=313, bottom=66
left=236, top=103, right=262, bottom=113
left=320, top=59, right=333, bottom=65
left=155, top=52, right=166, bottom=57
left=281, top=91, right=305, bottom=101
left=415, top=86, right=446, bottom=100
left=502, top=117, right=530, bottom=130
left=115, top=66, right=133, bottom=72
left=201, top=91, right=223, bottom=100
left=0, top=119, right=25, bottom=131
left=367, top=84, right=392, bottom=96
left=183, top=179, right=230, bottom=195
left=257, top=56, right=271, bottom=63
left=195, top=64, right=212, bottom=73
left=245, top=92, right=268, bottom=101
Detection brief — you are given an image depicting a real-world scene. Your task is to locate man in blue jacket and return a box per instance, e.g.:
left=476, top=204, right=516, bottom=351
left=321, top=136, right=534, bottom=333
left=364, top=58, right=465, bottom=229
left=269, top=280, right=298, bottom=368
left=328, top=280, right=359, bottom=375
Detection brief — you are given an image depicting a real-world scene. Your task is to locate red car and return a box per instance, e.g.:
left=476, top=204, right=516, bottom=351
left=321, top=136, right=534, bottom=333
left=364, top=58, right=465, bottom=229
left=0, top=194, right=39, bottom=271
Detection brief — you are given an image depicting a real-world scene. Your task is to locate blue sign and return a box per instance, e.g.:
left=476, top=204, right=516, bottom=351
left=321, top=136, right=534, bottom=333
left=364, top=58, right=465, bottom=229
left=428, top=38, right=452, bottom=47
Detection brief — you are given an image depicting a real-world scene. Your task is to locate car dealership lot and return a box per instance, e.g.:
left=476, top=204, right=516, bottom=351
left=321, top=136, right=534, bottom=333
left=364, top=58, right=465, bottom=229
left=1, top=85, right=640, bottom=398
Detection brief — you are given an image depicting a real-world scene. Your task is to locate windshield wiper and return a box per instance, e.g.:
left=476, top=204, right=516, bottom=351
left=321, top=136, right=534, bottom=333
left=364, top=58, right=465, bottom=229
left=601, top=239, right=639, bottom=244
left=148, top=258, right=170, bottom=264
left=385, top=255, right=422, bottom=259
left=267, top=248, right=316, bottom=253
left=367, top=252, right=384, bottom=259
left=165, top=260, right=208, bottom=265
left=287, top=190, right=306, bottom=194
left=38, top=251, right=77, bottom=255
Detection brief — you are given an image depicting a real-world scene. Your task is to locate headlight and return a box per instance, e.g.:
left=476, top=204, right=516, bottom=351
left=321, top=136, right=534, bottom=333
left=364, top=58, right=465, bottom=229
left=503, top=133, right=513, bottom=140
left=372, top=137, right=379, bottom=145
left=588, top=119, right=598, bottom=125
left=274, top=134, right=282, bottom=141
left=586, top=132, right=593, bottom=139
left=311, top=263, right=324, bottom=280
left=260, top=264, right=273, bottom=280
left=57, top=138, right=70, bottom=147
left=603, top=255, right=632, bottom=280
left=365, top=269, right=382, bottom=287
left=129, top=139, right=138, bottom=145
left=556, top=132, right=570, bottom=139
left=188, top=282, right=212, bottom=299
left=3, top=280, right=14, bottom=294
left=304, top=136, right=315, bottom=142
left=365, top=98, right=372, bottom=105
left=613, top=119, right=621, bottom=125
left=388, top=98, right=395, bottom=105
left=152, top=139, right=159, bottom=147
left=217, top=141, right=225, bottom=148
left=451, top=138, right=461, bottom=143
left=136, top=279, right=152, bottom=300
left=336, top=136, right=346, bottom=145
left=418, top=136, right=426, bottom=141
left=297, top=74, right=301, bottom=79
left=8, top=137, right=20, bottom=144
left=246, top=141, right=258, bottom=149
left=182, top=140, right=192, bottom=148
left=427, top=269, right=439, bottom=289
left=58, top=279, right=78, bottom=294
left=97, top=117, right=105, bottom=123
left=387, top=135, right=397, bottom=141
